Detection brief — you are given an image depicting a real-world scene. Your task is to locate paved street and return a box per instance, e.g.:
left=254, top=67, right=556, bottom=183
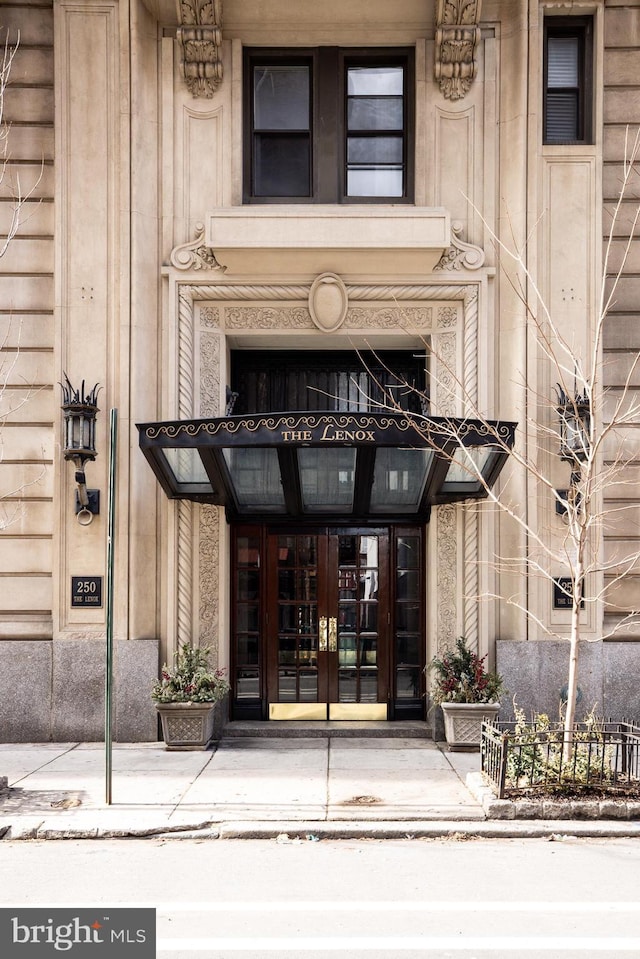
left=2, top=836, right=640, bottom=957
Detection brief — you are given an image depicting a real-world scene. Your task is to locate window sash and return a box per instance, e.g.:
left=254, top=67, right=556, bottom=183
left=244, top=48, right=412, bottom=203
left=543, top=19, right=592, bottom=145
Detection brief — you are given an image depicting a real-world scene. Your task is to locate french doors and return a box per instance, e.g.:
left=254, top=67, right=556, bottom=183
left=267, top=529, right=389, bottom=720
left=231, top=524, right=424, bottom=721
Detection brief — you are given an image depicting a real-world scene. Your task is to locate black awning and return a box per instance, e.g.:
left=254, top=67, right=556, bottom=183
left=137, top=411, right=516, bottom=521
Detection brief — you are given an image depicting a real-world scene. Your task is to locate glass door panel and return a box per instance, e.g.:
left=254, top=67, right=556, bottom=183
left=270, top=533, right=325, bottom=718
left=394, top=533, right=423, bottom=706
left=331, top=533, right=386, bottom=717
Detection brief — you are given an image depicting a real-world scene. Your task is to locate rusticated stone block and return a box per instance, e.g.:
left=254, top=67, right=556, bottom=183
left=0, top=641, right=52, bottom=741
left=599, top=800, right=629, bottom=820
left=626, top=802, right=640, bottom=821
left=543, top=801, right=572, bottom=819
left=51, top=641, right=105, bottom=741
left=496, top=640, right=603, bottom=721
left=569, top=801, right=600, bottom=819
left=484, top=799, right=515, bottom=819
left=114, top=640, right=160, bottom=742
left=514, top=801, right=544, bottom=819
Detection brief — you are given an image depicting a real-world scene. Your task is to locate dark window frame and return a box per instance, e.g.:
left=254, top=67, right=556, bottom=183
left=243, top=46, right=414, bottom=204
left=543, top=17, right=593, bottom=145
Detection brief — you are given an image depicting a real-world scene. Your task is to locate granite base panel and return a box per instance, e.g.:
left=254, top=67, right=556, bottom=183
left=0, top=639, right=160, bottom=742
left=496, top=640, right=640, bottom=722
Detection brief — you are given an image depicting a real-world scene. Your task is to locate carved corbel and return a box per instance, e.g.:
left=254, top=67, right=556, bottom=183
left=434, top=0, right=482, bottom=101
left=433, top=221, right=485, bottom=272
left=170, top=223, right=225, bottom=271
left=178, top=0, right=223, bottom=98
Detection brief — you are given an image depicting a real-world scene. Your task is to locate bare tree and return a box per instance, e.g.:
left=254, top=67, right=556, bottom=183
left=364, top=128, right=640, bottom=756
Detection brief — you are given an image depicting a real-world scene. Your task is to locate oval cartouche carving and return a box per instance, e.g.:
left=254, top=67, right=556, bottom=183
left=309, top=273, right=348, bottom=333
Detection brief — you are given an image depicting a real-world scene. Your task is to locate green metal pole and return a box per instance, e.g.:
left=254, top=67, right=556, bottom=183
left=105, top=408, right=117, bottom=805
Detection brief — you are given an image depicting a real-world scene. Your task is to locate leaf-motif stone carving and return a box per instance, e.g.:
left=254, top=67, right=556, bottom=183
left=434, top=0, right=483, bottom=101
left=178, top=0, right=223, bottom=98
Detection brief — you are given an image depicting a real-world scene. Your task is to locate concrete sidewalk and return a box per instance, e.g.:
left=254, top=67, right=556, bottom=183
left=2, top=737, right=640, bottom=840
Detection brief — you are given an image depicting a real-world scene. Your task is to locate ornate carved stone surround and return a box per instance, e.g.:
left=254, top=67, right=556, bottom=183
left=171, top=276, right=485, bottom=664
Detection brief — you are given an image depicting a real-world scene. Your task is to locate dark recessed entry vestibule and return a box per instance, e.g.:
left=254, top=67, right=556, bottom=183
left=138, top=350, right=516, bottom=721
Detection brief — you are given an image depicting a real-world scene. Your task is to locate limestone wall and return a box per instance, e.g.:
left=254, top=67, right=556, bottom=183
left=0, top=1, right=159, bottom=742
left=0, top=1, right=55, bottom=641
left=602, top=0, right=640, bottom=639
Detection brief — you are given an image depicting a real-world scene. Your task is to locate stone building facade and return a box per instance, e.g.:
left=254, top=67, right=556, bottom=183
left=0, top=0, right=638, bottom=740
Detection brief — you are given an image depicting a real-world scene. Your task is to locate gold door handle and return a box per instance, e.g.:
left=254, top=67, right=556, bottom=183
left=319, top=615, right=328, bottom=652
left=329, top=617, right=337, bottom=652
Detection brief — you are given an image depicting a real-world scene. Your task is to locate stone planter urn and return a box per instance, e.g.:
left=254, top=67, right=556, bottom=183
left=440, top=702, right=500, bottom=751
left=152, top=642, right=230, bottom=750
left=156, top=702, right=219, bottom=750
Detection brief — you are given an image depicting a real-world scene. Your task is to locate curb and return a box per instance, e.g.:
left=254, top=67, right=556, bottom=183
left=4, top=817, right=640, bottom=841
left=214, top=819, right=640, bottom=840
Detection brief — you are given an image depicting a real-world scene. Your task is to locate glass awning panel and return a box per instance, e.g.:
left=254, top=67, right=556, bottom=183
left=370, top=448, right=434, bottom=513
left=162, top=448, right=215, bottom=497
left=298, top=448, right=357, bottom=512
left=137, top=412, right=516, bottom=520
left=440, top=447, right=503, bottom=497
left=221, top=448, right=287, bottom=512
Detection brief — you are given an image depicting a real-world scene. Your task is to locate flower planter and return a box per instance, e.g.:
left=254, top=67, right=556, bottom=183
left=156, top=702, right=218, bottom=750
left=440, top=702, right=500, bottom=751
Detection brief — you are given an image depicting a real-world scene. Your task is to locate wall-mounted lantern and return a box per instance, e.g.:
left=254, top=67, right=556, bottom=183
left=555, top=384, right=591, bottom=515
left=556, top=384, right=591, bottom=464
left=60, top=374, right=101, bottom=524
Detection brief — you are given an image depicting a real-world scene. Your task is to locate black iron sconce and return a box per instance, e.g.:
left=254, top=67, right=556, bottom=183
left=60, top=374, right=101, bottom=524
left=555, top=384, right=591, bottom=515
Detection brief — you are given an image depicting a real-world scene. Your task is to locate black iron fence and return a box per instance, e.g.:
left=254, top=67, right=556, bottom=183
left=481, top=720, right=640, bottom=799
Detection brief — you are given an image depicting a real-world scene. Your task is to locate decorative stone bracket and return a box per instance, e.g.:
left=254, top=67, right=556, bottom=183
left=178, top=0, right=223, bottom=98
left=434, top=0, right=482, bottom=101
left=170, top=223, right=225, bottom=271
left=434, top=221, right=485, bottom=272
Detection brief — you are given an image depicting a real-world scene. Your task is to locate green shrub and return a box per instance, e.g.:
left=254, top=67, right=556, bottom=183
left=429, top=636, right=504, bottom=705
left=152, top=642, right=230, bottom=704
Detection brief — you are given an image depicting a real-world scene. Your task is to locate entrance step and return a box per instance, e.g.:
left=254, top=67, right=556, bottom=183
left=222, top=721, right=432, bottom=739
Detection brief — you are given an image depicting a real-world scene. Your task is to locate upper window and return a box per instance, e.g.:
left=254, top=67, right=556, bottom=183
left=543, top=18, right=593, bottom=145
left=244, top=48, right=413, bottom=203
